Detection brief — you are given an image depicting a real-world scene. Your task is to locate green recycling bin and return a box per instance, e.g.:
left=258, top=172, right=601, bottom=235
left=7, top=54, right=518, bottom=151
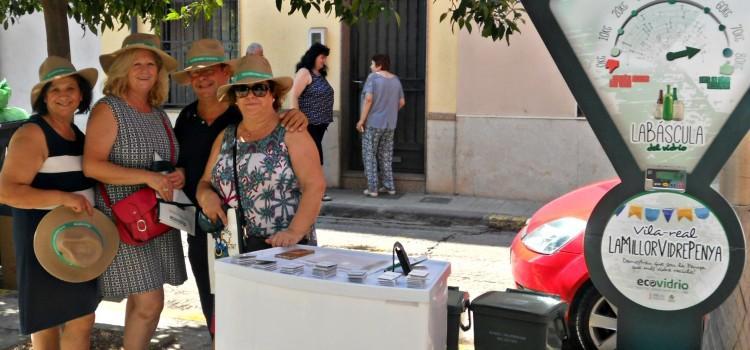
left=447, top=286, right=471, bottom=350
left=471, top=289, right=567, bottom=350
left=0, top=79, right=28, bottom=289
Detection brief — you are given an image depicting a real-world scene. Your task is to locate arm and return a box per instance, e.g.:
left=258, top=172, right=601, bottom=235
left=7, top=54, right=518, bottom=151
left=356, top=93, right=373, bottom=133
left=0, top=124, right=92, bottom=214
left=399, top=97, right=406, bottom=109
left=196, top=131, right=227, bottom=225
left=289, top=68, right=311, bottom=109
left=83, top=102, right=175, bottom=201
left=265, top=130, right=326, bottom=247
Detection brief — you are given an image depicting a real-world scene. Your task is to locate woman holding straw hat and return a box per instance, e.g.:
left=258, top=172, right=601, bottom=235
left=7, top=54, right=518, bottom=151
left=83, top=33, right=187, bottom=348
left=196, top=54, right=325, bottom=258
left=0, top=56, right=102, bottom=348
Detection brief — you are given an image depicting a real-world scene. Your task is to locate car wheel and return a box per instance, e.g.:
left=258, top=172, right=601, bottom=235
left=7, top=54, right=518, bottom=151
left=573, top=285, right=618, bottom=350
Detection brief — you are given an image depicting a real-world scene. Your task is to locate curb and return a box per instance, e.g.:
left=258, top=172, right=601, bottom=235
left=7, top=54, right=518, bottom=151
left=320, top=202, right=528, bottom=232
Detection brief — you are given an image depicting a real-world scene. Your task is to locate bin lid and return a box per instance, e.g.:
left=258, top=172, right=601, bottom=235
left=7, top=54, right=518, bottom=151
left=471, top=290, right=566, bottom=324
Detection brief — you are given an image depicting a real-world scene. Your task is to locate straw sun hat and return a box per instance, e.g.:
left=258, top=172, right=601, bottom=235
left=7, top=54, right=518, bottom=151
left=217, top=55, right=292, bottom=102
left=172, top=39, right=233, bottom=85
left=34, top=207, right=119, bottom=283
left=99, top=33, right=178, bottom=74
left=30, top=56, right=98, bottom=107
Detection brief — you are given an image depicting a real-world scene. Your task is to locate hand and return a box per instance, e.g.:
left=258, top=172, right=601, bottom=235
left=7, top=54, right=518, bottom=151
left=265, top=229, right=305, bottom=247
left=166, top=168, right=186, bottom=189
left=146, top=172, right=174, bottom=202
left=200, top=192, right=227, bottom=226
left=62, top=193, right=93, bottom=216
left=280, top=109, right=309, bottom=132
left=356, top=120, right=365, bottom=133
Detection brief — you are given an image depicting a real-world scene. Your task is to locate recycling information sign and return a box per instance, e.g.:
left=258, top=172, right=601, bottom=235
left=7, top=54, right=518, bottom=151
left=524, top=0, right=749, bottom=348
left=601, top=191, right=729, bottom=310
left=552, top=0, right=749, bottom=172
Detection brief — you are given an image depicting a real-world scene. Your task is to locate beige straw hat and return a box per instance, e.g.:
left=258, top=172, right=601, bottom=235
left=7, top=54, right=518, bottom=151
left=172, top=39, right=233, bottom=85
left=30, top=56, right=98, bottom=107
left=34, top=207, right=120, bottom=283
left=99, top=33, right=178, bottom=74
left=217, top=55, right=292, bottom=102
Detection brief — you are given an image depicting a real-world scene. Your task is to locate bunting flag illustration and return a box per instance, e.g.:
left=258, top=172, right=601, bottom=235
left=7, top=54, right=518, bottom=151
left=628, top=205, right=644, bottom=219
left=645, top=208, right=660, bottom=222
left=695, top=207, right=710, bottom=220
left=662, top=208, right=675, bottom=222
left=623, top=205, right=708, bottom=222
left=677, top=208, right=694, bottom=221
left=614, top=205, right=625, bottom=216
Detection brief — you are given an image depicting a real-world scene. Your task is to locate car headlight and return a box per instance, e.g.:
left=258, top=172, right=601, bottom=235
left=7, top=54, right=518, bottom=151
left=521, top=217, right=586, bottom=254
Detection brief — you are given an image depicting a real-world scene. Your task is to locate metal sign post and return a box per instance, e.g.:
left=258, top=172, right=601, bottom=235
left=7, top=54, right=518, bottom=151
left=523, top=1, right=749, bottom=348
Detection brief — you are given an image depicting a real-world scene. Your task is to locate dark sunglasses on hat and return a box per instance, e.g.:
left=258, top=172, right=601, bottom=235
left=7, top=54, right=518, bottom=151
left=232, top=83, right=270, bottom=98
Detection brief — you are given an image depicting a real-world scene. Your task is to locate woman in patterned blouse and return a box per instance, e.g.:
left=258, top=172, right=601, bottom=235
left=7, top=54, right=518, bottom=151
left=290, top=43, right=333, bottom=201
left=196, top=55, right=325, bottom=250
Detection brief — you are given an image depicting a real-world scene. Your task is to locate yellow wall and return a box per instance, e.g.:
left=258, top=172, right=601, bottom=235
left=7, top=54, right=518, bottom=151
left=239, top=1, right=341, bottom=110
left=427, top=0, right=459, bottom=115
left=100, top=20, right=131, bottom=56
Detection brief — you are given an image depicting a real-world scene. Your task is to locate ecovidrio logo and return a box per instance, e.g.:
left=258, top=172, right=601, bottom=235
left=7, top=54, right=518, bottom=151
left=636, top=278, right=689, bottom=291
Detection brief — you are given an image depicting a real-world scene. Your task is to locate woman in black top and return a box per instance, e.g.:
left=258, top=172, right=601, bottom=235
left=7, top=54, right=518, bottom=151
left=0, top=56, right=98, bottom=348
left=291, top=43, right=334, bottom=201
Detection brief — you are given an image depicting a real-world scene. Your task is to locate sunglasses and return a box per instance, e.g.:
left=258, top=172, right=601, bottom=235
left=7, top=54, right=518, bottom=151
left=233, top=83, right=271, bottom=98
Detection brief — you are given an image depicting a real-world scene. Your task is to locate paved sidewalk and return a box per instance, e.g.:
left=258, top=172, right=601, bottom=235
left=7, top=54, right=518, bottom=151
left=320, top=188, right=544, bottom=230
left=0, top=189, right=544, bottom=348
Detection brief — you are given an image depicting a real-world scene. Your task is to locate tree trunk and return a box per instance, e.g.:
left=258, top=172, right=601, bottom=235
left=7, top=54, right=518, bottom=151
left=41, top=0, right=71, bottom=59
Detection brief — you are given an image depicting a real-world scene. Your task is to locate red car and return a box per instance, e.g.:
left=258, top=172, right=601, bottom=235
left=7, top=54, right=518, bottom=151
left=510, top=179, right=619, bottom=350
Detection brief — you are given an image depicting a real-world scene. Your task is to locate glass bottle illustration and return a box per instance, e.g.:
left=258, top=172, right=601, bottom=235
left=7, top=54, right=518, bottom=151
left=654, top=89, right=664, bottom=119
left=662, top=84, right=674, bottom=121
left=673, top=87, right=684, bottom=121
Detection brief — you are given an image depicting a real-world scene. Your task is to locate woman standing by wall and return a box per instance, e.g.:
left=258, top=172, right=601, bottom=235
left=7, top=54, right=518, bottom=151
left=0, top=56, right=100, bottom=349
left=356, top=54, right=405, bottom=197
left=291, top=43, right=333, bottom=201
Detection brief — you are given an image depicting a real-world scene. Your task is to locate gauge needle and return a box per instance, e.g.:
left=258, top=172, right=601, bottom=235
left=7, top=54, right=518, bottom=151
left=666, top=47, right=701, bottom=61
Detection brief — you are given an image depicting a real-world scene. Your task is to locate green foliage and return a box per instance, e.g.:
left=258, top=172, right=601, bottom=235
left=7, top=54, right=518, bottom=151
left=439, top=0, right=525, bottom=44
left=0, top=0, right=523, bottom=43
left=279, top=0, right=402, bottom=27
left=0, top=0, right=40, bottom=30
left=279, top=0, right=523, bottom=43
left=0, top=0, right=224, bottom=34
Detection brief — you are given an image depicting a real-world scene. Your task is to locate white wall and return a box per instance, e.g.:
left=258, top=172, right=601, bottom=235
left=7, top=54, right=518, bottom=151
left=0, top=12, right=102, bottom=130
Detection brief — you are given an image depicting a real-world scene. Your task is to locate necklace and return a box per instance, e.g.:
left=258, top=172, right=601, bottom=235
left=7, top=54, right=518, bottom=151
left=237, top=119, right=278, bottom=142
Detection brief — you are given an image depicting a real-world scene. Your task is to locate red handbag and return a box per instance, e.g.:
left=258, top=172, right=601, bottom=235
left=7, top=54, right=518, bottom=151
left=99, top=114, right=176, bottom=246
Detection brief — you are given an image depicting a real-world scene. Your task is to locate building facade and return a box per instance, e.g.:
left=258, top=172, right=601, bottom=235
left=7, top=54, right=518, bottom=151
left=2, top=1, right=616, bottom=202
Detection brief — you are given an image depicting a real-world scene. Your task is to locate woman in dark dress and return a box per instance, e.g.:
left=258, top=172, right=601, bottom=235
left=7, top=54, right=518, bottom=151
left=0, top=56, right=99, bottom=348
left=290, top=43, right=334, bottom=201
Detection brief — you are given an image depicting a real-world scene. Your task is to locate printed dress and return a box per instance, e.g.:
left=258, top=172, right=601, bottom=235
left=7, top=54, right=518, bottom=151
left=210, top=124, right=315, bottom=242
left=12, top=115, right=100, bottom=334
left=93, top=96, right=187, bottom=297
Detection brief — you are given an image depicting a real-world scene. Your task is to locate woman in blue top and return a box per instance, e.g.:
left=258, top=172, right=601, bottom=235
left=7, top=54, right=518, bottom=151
left=356, top=54, right=405, bottom=197
left=291, top=43, right=333, bottom=201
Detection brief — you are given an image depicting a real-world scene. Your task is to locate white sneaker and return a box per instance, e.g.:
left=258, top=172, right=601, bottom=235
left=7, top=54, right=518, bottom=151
left=378, top=187, right=396, bottom=195
left=363, top=189, right=378, bottom=197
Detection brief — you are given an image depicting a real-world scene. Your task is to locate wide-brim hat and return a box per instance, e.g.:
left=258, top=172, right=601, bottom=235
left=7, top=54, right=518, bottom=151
left=99, top=33, right=178, bottom=74
left=172, top=39, right=233, bottom=85
left=34, top=207, right=119, bottom=283
left=30, top=56, right=98, bottom=107
left=217, top=55, right=292, bottom=102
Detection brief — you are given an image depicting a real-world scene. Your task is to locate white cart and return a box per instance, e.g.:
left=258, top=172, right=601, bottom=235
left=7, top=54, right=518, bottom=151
left=214, top=246, right=451, bottom=350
